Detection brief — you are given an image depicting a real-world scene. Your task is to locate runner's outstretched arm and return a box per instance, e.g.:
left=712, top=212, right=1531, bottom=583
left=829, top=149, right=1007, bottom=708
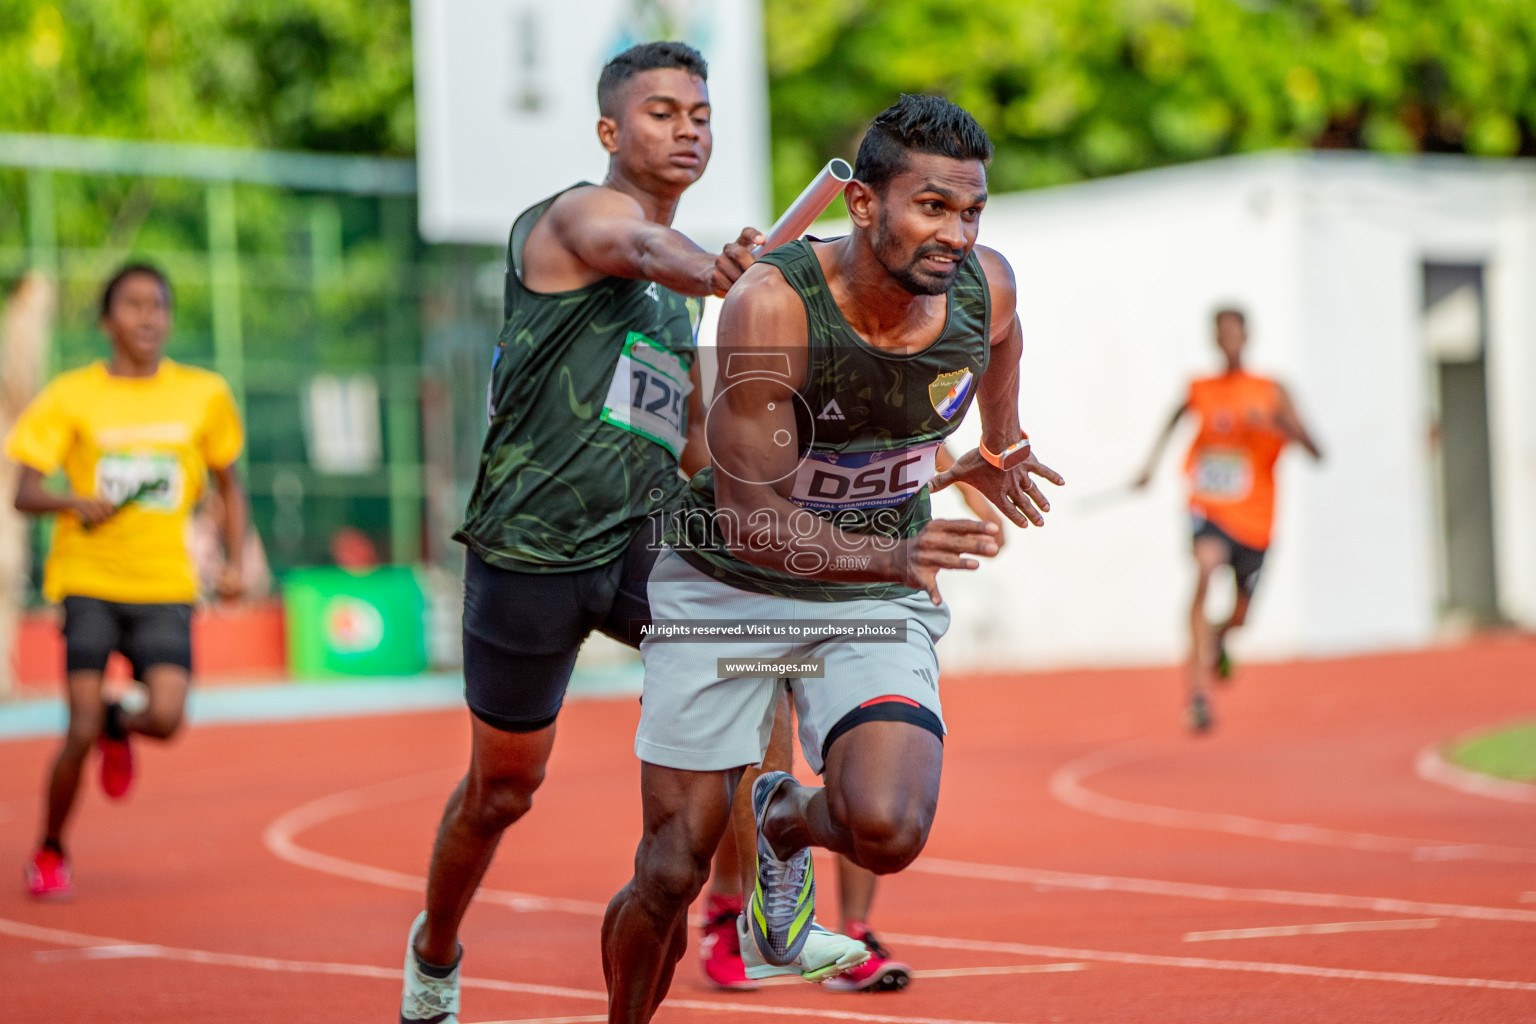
left=929, top=246, right=1065, bottom=530
left=546, top=187, right=761, bottom=297
left=210, top=464, right=247, bottom=600
left=1275, top=384, right=1323, bottom=460
left=1132, top=402, right=1189, bottom=488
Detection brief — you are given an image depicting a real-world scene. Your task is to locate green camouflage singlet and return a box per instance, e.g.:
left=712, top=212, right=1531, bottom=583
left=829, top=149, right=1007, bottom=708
left=672, top=237, right=991, bottom=601
left=456, top=184, right=702, bottom=572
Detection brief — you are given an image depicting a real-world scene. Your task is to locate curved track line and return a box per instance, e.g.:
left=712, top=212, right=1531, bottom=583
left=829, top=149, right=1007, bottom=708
left=883, top=932, right=1536, bottom=993
left=1050, top=741, right=1536, bottom=863
left=0, top=916, right=1019, bottom=1024
left=910, top=857, right=1536, bottom=923
left=1415, top=745, right=1536, bottom=805
left=251, top=783, right=1536, bottom=995
left=268, top=777, right=1536, bottom=930
left=262, top=771, right=608, bottom=916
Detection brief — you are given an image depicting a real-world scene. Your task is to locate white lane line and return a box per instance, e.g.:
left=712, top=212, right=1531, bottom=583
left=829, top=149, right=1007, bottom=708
left=1521, top=893, right=1536, bottom=903
left=881, top=931, right=1536, bottom=992
left=35, top=944, right=167, bottom=961
left=0, top=916, right=1022, bottom=1024
left=1049, top=741, right=1536, bottom=863
left=262, top=771, right=607, bottom=916
left=916, top=963, right=1088, bottom=979
left=8, top=903, right=1534, bottom=1003
left=265, top=777, right=1536, bottom=929
left=1415, top=744, right=1536, bottom=805
left=909, top=856, right=1536, bottom=924
left=1182, top=919, right=1440, bottom=943
left=758, top=962, right=1089, bottom=985
left=466, top=1017, right=608, bottom=1024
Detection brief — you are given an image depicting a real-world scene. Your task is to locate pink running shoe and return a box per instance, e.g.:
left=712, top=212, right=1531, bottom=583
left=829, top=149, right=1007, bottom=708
left=824, top=926, right=912, bottom=993
left=699, top=893, right=756, bottom=991
left=98, top=704, right=134, bottom=800
left=99, top=734, right=134, bottom=799
left=26, top=848, right=74, bottom=900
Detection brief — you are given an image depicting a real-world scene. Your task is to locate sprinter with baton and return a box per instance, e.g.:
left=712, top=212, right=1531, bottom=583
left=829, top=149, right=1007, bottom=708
left=399, top=41, right=768, bottom=1024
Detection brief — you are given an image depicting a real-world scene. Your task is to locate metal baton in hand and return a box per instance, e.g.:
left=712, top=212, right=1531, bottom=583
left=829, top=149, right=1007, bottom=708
left=753, top=158, right=854, bottom=255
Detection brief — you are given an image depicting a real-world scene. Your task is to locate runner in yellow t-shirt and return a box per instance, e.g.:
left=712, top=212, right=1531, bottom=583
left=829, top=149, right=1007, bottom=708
left=6, top=264, right=247, bottom=899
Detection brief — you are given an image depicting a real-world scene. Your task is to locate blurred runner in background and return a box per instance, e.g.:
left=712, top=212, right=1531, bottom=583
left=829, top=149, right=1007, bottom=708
left=1134, top=308, right=1322, bottom=732
left=8, top=263, right=246, bottom=899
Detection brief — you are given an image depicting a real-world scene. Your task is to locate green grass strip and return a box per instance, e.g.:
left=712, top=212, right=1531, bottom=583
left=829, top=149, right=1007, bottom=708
left=1447, top=721, right=1536, bottom=783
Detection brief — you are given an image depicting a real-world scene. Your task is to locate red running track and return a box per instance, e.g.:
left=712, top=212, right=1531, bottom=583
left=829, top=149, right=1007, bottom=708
left=2, top=637, right=1534, bottom=1023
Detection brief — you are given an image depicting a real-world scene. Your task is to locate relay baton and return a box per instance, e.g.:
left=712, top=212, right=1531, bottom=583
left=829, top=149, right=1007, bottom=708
left=753, top=158, right=854, bottom=255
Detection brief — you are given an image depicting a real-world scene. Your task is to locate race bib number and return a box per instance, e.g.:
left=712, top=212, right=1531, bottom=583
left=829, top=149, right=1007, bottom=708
left=1193, top=450, right=1252, bottom=500
left=601, top=333, right=692, bottom=458
left=789, top=442, right=940, bottom=511
left=95, top=452, right=182, bottom=512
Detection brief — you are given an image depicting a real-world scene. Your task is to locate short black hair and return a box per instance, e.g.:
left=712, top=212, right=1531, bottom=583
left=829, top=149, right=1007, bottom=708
left=852, top=94, right=993, bottom=195
left=100, top=263, right=171, bottom=319
left=1214, top=307, right=1247, bottom=326
left=597, top=41, right=708, bottom=117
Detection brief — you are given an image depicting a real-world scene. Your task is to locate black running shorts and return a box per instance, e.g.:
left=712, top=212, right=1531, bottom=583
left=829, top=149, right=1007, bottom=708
left=462, top=520, right=661, bottom=734
left=1192, top=516, right=1267, bottom=596
left=61, top=596, right=194, bottom=678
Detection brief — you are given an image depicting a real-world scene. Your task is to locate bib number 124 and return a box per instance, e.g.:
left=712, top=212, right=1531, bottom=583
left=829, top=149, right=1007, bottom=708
left=601, top=332, right=692, bottom=458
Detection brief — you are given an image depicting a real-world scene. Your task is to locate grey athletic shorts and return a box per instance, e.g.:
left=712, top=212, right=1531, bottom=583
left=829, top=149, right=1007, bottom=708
left=635, top=547, right=949, bottom=774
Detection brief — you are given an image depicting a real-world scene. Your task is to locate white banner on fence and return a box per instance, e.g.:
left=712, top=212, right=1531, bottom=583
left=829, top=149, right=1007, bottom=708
left=412, top=0, right=770, bottom=251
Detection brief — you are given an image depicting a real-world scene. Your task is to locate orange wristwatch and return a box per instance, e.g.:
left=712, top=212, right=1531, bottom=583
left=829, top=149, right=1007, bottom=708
left=979, top=433, right=1031, bottom=471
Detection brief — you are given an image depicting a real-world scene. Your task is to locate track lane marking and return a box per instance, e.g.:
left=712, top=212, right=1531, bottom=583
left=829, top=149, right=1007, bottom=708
left=916, top=963, right=1087, bottom=978
left=880, top=932, right=1536, bottom=992
left=1415, top=744, right=1536, bottom=805
left=262, top=771, right=608, bottom=916
left=35, top=944, right=167, bottom=961
left=1050, top=741, right=1536, bottom=863
left=0, top=915, right=1024, bottom=1024
left=1182, top=919, right=1440, bottom=942
left=266, top=775, right=1536, bottom=929
left=909, top=856, right=1536, bottom=924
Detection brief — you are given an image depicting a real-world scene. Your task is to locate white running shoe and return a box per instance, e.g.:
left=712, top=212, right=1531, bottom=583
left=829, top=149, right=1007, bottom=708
left=400, top=911, right=460, bottom=1024
left=737, top=913, right=870, bottom=983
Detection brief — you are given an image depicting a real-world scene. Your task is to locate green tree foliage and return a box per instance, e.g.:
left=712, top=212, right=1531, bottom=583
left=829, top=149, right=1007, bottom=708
left=4, top=0, right=1534, bottom=209
left=765, top=0, right=1536, bottom=205
left=0, top=0, right=414, bottom=154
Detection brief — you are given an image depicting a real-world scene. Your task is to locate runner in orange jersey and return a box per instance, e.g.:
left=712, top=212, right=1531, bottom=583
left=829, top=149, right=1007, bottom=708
left=1134, top=308, right=1321, bottom=732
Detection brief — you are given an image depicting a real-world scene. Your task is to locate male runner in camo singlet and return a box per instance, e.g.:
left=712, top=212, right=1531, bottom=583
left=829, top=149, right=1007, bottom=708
left=602, top=94, right=1063, bottom=1022
left=399, top=41, right=763, bottom=1024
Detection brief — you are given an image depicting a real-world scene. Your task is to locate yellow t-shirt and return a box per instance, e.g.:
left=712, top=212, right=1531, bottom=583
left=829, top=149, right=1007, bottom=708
left=4, top=360, right=244, bottom=604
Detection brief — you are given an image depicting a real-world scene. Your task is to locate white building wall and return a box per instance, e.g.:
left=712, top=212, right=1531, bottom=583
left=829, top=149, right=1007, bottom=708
left=1485, top=171, right=1536, bottom=628
left=932, top=153, right=1536, bottom=672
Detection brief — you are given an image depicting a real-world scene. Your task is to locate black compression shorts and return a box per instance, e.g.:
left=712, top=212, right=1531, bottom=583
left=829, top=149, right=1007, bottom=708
left=61, top=596, right=193, bottom=679
left=461, top=520, right=661, bottom=733
left=1192, top=516, right=1267, bottom=596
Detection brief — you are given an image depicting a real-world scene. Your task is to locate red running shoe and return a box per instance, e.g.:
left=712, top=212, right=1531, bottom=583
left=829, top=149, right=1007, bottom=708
left=26, top=848, right=73, bottom=900
left=699, top=893, right=756, bottom=991
left=824, top=926, right=912, bottom=993
left=98, top=731, right=134, bottom=800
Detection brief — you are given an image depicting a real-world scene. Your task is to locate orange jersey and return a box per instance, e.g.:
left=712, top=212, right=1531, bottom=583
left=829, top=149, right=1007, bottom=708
left=1182, top=371, right=1287, bottom=550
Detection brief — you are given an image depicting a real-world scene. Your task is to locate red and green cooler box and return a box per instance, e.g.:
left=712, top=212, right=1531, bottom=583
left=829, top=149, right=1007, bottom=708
left=283, top=567, right=428, bottom=679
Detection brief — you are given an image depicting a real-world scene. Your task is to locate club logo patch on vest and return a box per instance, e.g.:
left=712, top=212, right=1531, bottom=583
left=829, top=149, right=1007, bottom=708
left=929, top=369, right=974, bottom=421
